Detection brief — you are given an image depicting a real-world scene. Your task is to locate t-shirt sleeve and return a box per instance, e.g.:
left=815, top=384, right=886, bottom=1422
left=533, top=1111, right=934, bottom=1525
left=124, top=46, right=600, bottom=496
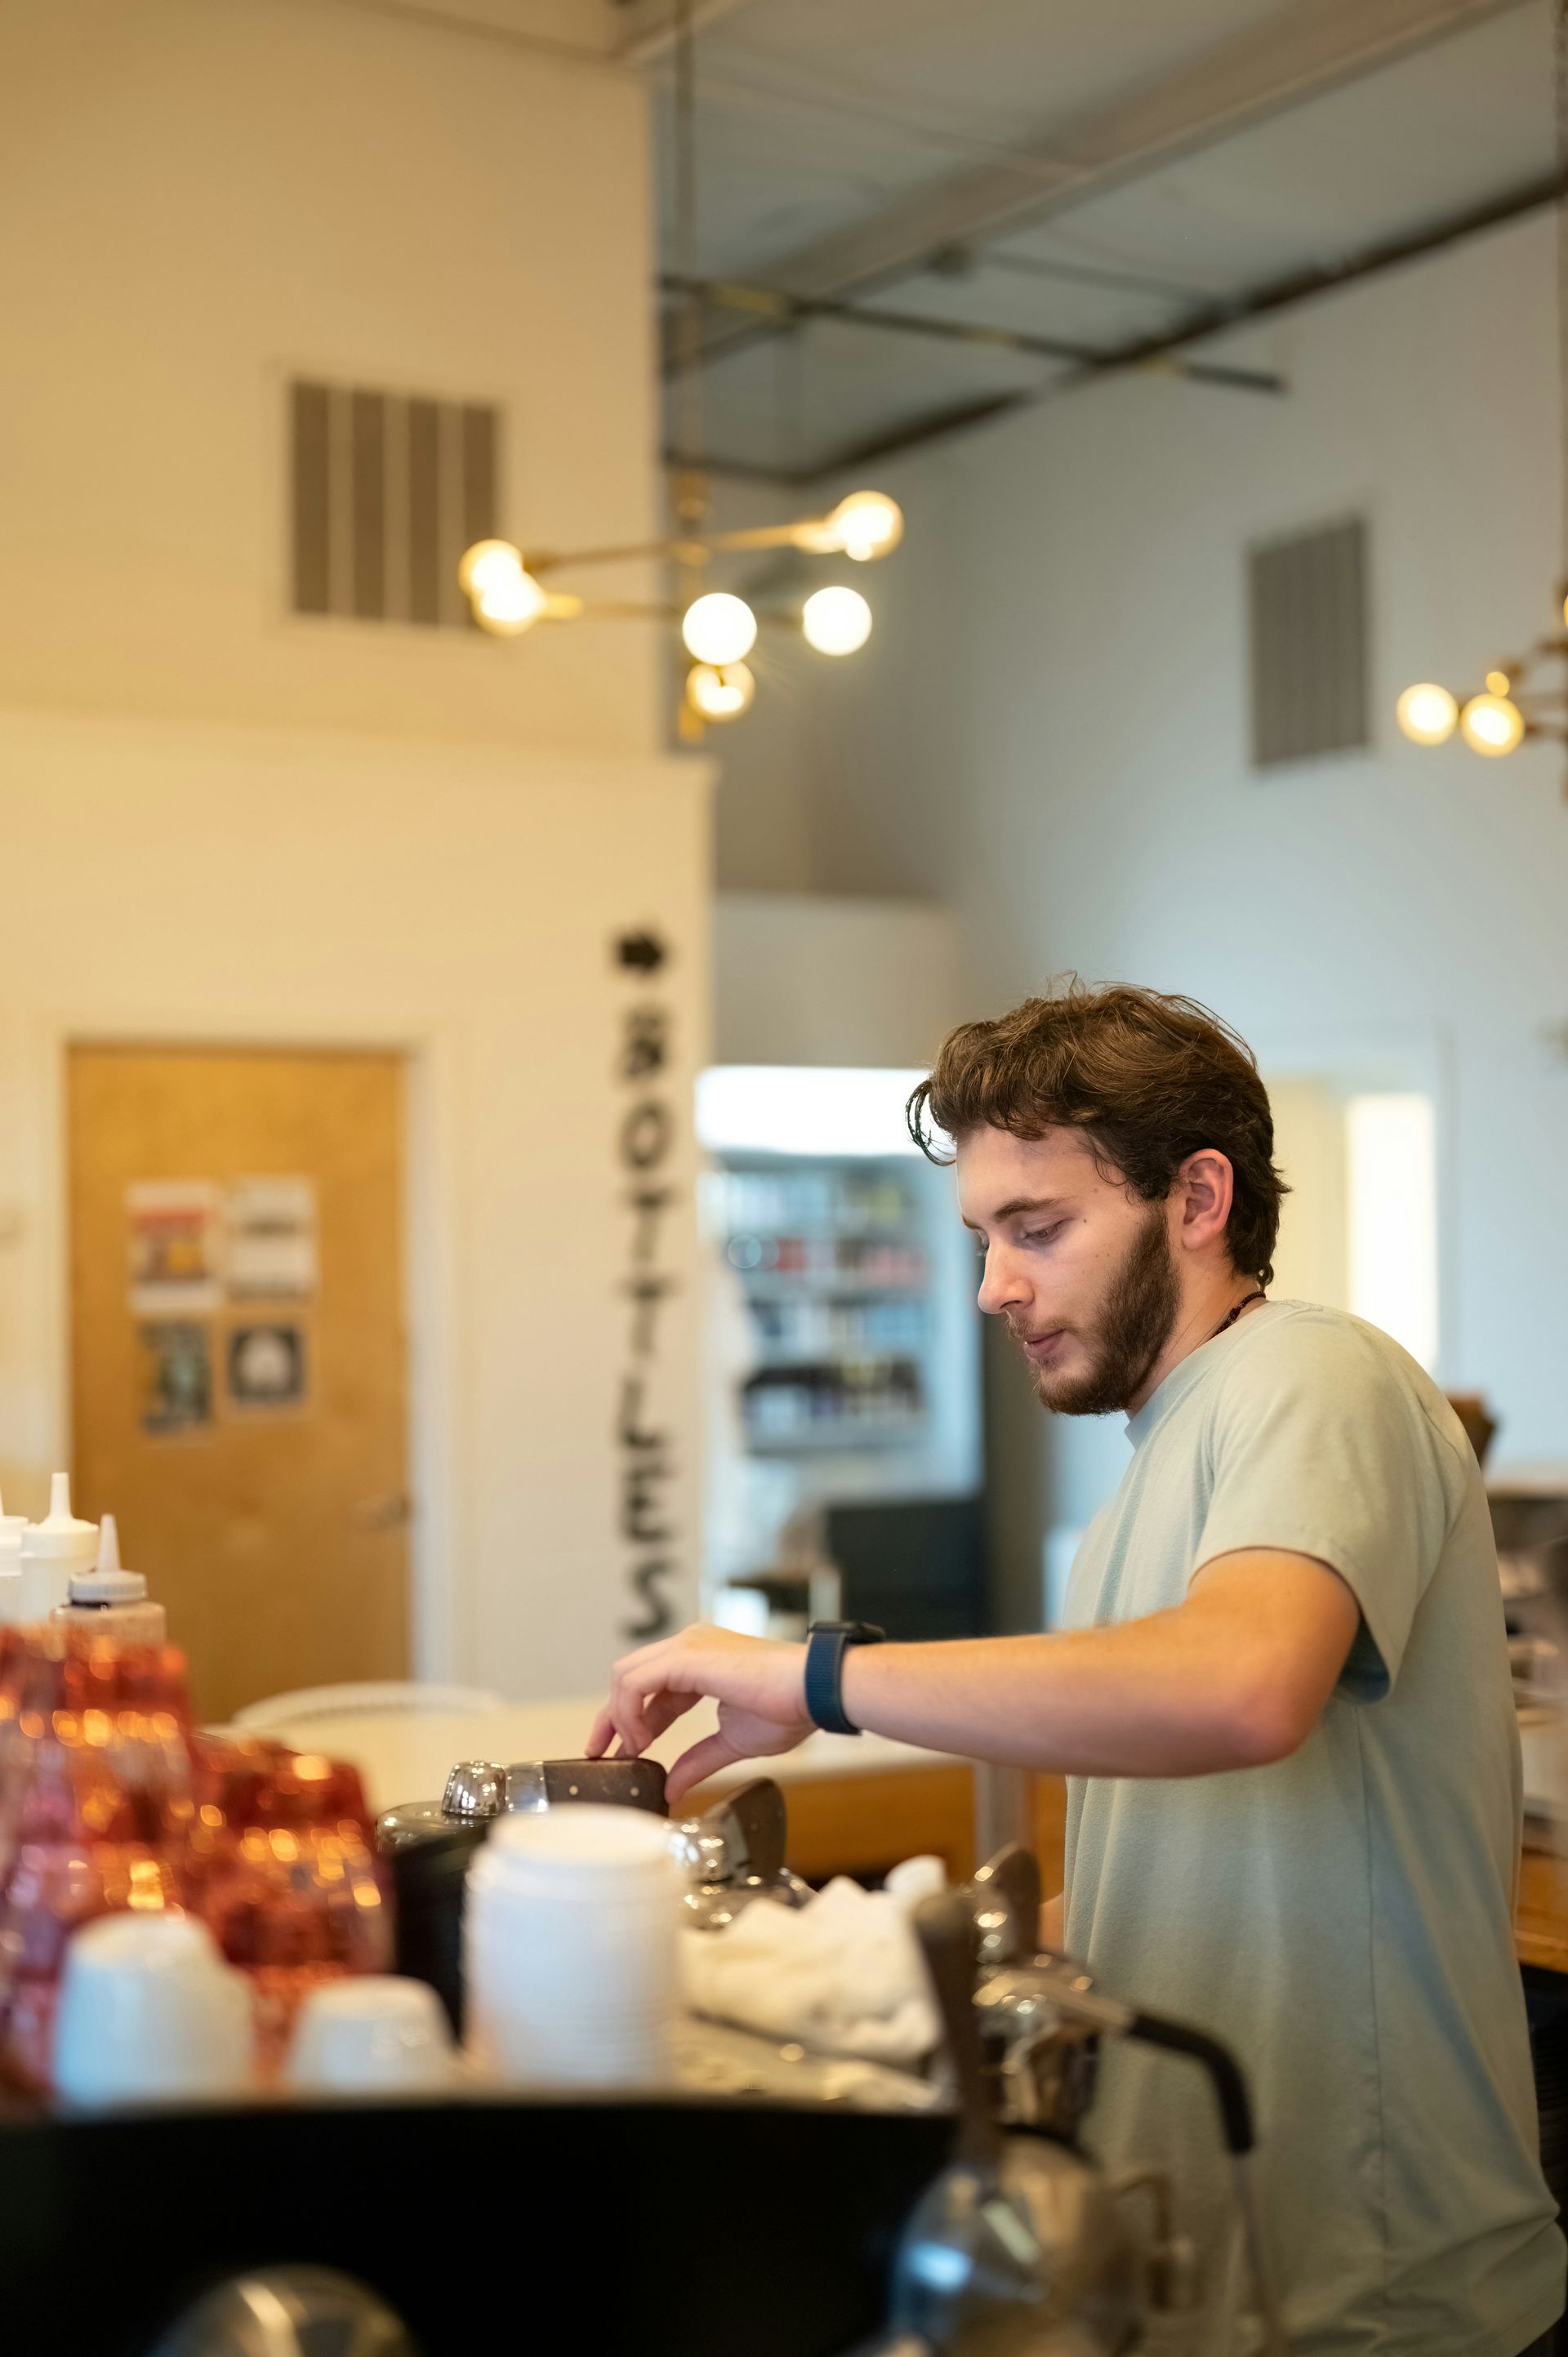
left=1192, top=1317, right=1457, bottom=1700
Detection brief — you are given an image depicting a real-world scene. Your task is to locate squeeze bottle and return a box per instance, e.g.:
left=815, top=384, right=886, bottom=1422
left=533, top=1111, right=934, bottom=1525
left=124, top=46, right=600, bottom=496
left=54, top=1514, right=167, bottom=1647
left=20, top=1473, right=99, bottom=1623
left=0, top=1486, right=26, bottom=1627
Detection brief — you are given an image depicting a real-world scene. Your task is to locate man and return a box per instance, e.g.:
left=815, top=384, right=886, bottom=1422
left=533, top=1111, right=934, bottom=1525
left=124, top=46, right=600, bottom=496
left=588, top=980, right=1564, bottom=2357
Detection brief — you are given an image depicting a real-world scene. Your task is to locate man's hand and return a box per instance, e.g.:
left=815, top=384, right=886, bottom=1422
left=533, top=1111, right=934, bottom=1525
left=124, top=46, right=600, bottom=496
left=585, top=1624, right=815, bottom=1805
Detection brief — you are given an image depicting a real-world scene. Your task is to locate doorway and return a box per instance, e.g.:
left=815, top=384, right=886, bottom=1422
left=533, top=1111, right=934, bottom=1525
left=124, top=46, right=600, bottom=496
left=67, top=1045, right=411, bottom=1722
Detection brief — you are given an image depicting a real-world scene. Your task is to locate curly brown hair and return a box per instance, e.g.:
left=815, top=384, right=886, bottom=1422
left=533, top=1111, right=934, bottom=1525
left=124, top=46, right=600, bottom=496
left=907, top=978, right=1287, bottom=1285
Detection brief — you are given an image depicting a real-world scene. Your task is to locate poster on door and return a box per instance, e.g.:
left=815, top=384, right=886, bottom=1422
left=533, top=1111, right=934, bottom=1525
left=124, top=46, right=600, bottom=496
left=126, top=1182, right=223, bottom=1315
left=136, top=1320, right=214, bottom=1434
left=225, top=1177, right=318, bottom=1302
left=225, top=1321, right=309, bottom=1413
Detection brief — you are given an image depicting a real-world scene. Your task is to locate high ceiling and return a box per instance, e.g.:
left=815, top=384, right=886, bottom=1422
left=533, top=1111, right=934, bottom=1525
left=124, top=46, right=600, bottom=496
left=647, top=0, right=1557, bottom=480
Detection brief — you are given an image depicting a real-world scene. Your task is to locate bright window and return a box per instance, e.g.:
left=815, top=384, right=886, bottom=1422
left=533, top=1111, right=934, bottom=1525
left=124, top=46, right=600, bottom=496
left=695, top=1066, right=940, bottom=1159
left=1346, top=1093, right=1438, bottom=1370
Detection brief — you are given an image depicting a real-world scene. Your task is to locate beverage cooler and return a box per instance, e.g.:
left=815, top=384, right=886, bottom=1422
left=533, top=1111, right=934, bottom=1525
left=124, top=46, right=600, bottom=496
left=696, top=1067, right=985, bottom=1641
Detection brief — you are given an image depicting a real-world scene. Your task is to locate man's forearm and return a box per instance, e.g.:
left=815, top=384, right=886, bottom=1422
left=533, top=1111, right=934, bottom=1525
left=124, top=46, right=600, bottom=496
left=840, top=1566, right=1343, bottom=1778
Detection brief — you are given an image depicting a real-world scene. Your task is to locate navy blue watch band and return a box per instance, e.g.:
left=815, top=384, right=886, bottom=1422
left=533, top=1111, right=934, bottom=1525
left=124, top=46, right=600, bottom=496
left=804, top=1620, right=886, bottom=1736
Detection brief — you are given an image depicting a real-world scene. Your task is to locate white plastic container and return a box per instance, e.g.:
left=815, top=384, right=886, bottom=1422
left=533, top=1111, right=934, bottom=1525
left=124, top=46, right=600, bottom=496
left=0, top=1486, right=27, bottom=1628
left=18, top=1472, right=97, bottom=1624
left=53, top=1913, right=253, bottom=2106
left=52, top=1514, right=167, bottom=1647
left=286, top=1976, right=457, bottom=2096
left=464, top=1806, right=682, bottom=2090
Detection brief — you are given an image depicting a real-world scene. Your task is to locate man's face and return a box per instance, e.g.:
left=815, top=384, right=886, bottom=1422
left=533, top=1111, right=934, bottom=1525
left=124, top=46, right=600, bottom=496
left=957, top=1125, right=1179, bottom=1416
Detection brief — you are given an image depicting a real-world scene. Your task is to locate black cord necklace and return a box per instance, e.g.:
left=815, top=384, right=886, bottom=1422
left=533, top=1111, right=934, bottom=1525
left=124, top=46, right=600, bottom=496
left=1210, top=1288, right=1266, bottom=1340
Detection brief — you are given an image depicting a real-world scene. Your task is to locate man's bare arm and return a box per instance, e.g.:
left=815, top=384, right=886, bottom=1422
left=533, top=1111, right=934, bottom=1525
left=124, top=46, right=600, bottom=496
left=836, top=1551, right=1361, bottom=1779
left=586, top=1549, right=1362, bottom=1803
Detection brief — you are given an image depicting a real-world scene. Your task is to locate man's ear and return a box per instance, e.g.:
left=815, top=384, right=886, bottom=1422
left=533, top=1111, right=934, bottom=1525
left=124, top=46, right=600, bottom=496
left=1176, top=1147, right=1235, bottom=1254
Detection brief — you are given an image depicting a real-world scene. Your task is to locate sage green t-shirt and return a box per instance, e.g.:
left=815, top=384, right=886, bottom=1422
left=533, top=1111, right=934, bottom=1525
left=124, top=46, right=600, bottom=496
left=1062, top=1301, right=1564, bottom=2357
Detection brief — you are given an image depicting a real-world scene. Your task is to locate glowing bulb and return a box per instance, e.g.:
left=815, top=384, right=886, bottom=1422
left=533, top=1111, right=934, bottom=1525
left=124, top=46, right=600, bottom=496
left=475, top=568, right=548, bottom=635
left=1394, top=683, right=1458, bottom=747
left=686, top=662, right=755, bottom=721
left=828, top=489, right=904, bottom=563
left=1485, top=669, right=1511, bottom=696
left=802, top=585, right=872, bottom=656
left=459, top=539, right=525, bottom=599
left=682, top=592, right=757, bottom=666
left=1459, top=693, right=1525, bottom=757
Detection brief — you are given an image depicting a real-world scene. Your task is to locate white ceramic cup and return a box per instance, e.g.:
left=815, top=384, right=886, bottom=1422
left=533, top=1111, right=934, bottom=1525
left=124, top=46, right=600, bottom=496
left=285, top=1975, right=457, bottom=2096
left=53, top=1911, right=253, bottom=2107
left=464, top=1805, right=682, bottom=2088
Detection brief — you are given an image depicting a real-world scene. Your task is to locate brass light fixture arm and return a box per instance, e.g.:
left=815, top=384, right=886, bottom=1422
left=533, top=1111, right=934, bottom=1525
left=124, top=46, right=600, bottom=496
left=526, top=517, right=840, bottom=577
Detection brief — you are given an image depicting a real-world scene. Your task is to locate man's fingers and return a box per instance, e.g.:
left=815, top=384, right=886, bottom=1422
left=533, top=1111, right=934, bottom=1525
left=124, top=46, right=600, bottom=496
left=584, top=1705, right=616, bottom=1759
left=639, top=1689, right=698, bottom=1744
left=665, top=1730, right=745, bottom=1807
left=608, top=1662, right=654, bottom=1755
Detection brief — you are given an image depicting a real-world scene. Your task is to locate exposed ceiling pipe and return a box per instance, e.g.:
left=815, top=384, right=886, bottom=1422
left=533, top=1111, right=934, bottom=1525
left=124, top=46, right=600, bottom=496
left=658, top=270, right=1287, bottom=394
left=667, top=165, right=1568, bottom=484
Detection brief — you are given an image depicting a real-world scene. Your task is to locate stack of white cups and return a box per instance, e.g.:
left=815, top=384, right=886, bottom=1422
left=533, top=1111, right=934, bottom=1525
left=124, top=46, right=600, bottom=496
left=464, top=1805, right=681, bottom=2089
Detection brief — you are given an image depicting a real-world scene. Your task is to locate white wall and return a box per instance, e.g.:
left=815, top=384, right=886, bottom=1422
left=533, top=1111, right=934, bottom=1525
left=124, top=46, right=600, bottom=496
left=737, top=207, right=1568, bottom=1567
left=0, top=0, right=661, bottom=756
left=0, top=2, right=718, bottom=1694
left=0, top=710, right=710, bottom=1697
left=714, top=892, right=962, bottom=1069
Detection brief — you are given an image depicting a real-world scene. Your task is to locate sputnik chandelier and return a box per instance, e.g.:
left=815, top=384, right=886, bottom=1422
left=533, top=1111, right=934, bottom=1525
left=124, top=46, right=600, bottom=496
left=1396, top=0, right=1568, bottom=793
left=457, top=0, right=905, bottom=737
left=1395, top=635, right=1568, bottom=776
left=456, top=484, right=904, bottom=734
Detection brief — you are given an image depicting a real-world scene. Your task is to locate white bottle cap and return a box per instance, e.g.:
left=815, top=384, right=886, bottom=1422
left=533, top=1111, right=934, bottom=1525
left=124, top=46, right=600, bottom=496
left=21, top=1472, right=100, bottom=1562
left=69, top=1514, right=147, bottom=1606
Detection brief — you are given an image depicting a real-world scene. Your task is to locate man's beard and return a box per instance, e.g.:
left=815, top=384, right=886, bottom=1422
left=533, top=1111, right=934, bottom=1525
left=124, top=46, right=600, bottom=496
left=1016, top=1206, right=1180, bottom=1417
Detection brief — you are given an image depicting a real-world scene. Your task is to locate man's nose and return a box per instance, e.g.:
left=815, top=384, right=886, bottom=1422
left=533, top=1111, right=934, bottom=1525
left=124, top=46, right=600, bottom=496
left=976, top=1245, right=1028, bottom=1320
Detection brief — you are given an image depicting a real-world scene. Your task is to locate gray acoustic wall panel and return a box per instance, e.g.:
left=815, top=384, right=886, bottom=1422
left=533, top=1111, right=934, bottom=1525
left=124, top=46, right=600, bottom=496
left=1249, top=515, right=1370, bottom=769
left=288, top=380, right=498, bottom=629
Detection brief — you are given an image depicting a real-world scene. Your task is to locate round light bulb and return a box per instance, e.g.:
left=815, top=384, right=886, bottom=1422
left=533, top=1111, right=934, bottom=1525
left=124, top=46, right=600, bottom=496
left=1485, top=669, right=1511, bottom=696
left=1394, top=683, right=1458, bottom=747
left=802, top=585, right=872, bottom=657
left=1459, top=692, right=1525, bottom=757
left=828, top=489, right=905, bottom=563
left=681, top=592, right=758, bottom=666
left=459, top=538, right=525, bottom=599
left=475, top=568, right=548, bottom=635
left=686, top=662, right=755, bottom=722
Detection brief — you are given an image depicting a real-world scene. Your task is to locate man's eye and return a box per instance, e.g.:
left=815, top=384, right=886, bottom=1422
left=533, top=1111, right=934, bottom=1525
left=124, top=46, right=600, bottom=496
left=1023, top=1223, right=1064, bottom=1246
left=973, top=1236, right=989, bottom=1260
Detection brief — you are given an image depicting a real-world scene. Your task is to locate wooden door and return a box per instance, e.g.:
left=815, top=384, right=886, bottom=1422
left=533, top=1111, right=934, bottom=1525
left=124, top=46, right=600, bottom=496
left=68, top=1045, right=410, bottom=1723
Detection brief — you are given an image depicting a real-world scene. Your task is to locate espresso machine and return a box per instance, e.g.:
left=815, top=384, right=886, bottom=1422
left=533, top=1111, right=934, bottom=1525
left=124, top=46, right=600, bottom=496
left=0, top=1771, right=1281, bottom=2357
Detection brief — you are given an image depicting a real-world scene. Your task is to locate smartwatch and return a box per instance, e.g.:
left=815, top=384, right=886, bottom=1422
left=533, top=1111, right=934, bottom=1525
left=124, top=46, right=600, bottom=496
left=804, top=1620, right=886, bottom=1737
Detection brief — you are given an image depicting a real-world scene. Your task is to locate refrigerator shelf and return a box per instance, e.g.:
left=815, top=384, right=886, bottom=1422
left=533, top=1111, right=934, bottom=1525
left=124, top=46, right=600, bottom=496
left=746, top=1352, right=927, bottom=1375
left=724, top=1223, right=924, bottom=1245
left=739, top=1277, right=928, bottom=1302
left=745, top=1418, right=930, bottom=1456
